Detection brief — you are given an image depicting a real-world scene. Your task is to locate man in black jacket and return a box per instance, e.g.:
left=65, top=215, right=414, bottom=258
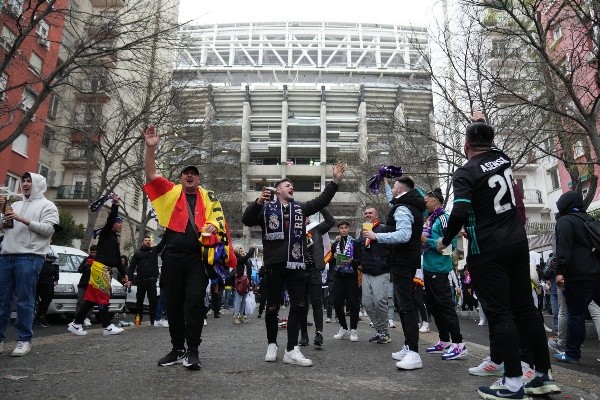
left=129, top=236, right=160, bottom=326
left=358, top=207, right=390, bottom=344
left=33, top=253, right=60, bottom=328
left=364, top=176, right=425, bottom=370
left=242, top=162, right=345, bottom=367
left=299, top=207, right=335, bottom=347
left=554, top=191, right=600, bottom=364
left=75, top=245, right=97, bottom=327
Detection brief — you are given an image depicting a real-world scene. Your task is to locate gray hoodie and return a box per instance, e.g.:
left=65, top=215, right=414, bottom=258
left=1, top=173, right=59, bottom=256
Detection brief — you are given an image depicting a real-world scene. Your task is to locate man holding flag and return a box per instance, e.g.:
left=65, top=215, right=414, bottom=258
left=143, top=126, right=236, bottom=371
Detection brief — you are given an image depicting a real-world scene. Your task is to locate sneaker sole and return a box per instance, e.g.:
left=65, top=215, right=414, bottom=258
left=11, top=350, right=31, bottom=357
left=525, top=384, right=561, bottom=395
left=183, top=361, right=201, bottom=370
left=158, top=358, right=185, bottom=366
left=442, top=351, right=468, bottom=361
left=476, top=389, right=528, bottom=400
left=396, top=362, right=422, bottom=370
left=469, top=370, right=504, bottom=377
left=265, top=356, right=277, bottom=362
left=283, top=358, right=313, bottom=367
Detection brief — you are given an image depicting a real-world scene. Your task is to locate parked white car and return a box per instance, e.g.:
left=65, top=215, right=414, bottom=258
left=47, top=245, right=127, bottom=319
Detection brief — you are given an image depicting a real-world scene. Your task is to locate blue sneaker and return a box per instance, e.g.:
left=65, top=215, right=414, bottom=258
left=524, top=372, right=561, bottom=395
left=426, top=340, right=451, bottom=354
left=477, top=379, right=527, bottom=400
left=553, top=352, right=579, bottom=364
left=442, top=342, right=468, bottom=360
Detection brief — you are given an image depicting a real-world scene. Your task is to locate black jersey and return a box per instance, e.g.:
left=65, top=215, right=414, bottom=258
left=452, top=148, right=526, bottom=254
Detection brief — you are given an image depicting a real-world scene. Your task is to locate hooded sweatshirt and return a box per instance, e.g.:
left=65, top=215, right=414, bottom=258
left=554, top=191, right=600, bottom=281
left=1, top=173, right=59, bottom=256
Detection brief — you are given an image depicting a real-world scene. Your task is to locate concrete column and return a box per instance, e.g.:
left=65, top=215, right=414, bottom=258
left=281, top=100, right=288, bottom=178
left=320, top=101, right=327, bottom=188
left=241, top=101, right=252, bottom=246
left=358, top=100, right=368, bottom=194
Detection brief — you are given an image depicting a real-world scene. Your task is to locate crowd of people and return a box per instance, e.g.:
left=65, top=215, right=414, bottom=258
left=5, top=111, right=600, bottom=400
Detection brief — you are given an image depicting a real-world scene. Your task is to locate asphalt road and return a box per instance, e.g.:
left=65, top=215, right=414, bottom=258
left=0, top=310, right=598, bottom=400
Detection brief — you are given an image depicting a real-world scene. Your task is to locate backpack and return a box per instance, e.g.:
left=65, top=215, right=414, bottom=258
left=235, top=274, right=249, bottom=295
left=569, top=214, right=600, bottom=256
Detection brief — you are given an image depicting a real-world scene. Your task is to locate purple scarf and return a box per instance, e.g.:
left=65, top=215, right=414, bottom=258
left=422, top=207, right=445, bottom=253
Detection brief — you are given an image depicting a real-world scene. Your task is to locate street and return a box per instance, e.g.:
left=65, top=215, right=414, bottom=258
left=0, top=311, right=598, bottom=400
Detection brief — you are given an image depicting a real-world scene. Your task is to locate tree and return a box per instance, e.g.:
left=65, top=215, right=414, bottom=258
left=52, top=210, right=84, bottom=246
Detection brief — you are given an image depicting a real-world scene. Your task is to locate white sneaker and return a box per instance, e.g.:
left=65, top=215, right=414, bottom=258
left=419, top=322, right=430, bottom=333
left=478, top=320, right=486, bottom=326
left=83, top=318, right=92, bottom=327
left=162, top=320, right=169, bottom=328
left=333, top=327, right=349, bottom=340
left=325, top=318, right=331, bottom=323
left=392, top=344, right=410, bottom=361
left=388, top=319, right=396, bottom=328
left=103, top=324, right=124, bottom=335
left=396, top=350, right=422, bottom=370
left=265, top=343, right=278, bottom=362
left=204, top=319, right=207, bottom=326
left=283, top=346, right=313, bottom=367
left=468, top=356, right=504, bottom=376
left=154, top=320, right=164, bottom=327
left=11, top=341, right=31, bottom=357
left=68, top=322, right=87, bottom=336
left=350, top=329, right=359, bottom=342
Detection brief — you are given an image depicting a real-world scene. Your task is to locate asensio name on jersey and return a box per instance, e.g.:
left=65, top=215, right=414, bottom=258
left=479, top=156, right=510, bottom=173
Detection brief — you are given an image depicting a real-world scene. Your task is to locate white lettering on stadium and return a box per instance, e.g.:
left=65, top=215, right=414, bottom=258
left=480, top=157, right=510, bottom=173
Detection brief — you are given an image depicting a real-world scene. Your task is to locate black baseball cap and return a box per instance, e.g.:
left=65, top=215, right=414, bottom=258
left=181, top=165, right=200, bottom=176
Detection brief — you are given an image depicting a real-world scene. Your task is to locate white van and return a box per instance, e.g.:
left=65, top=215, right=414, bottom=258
left=47, top=245, right=127, bottom=319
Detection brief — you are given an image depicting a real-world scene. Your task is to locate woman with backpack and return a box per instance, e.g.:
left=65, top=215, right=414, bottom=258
left=233, top=245, right=256, bottom=324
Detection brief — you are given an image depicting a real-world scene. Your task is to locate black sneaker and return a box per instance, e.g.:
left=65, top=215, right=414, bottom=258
left=477, top=379, right=527, bottom=399
left=35, top=318, right=50, bottom=328
left=299, top=334, right=309, bottom=346
left=377, top=333, right=391, bottom=344
left=314, top=332, right=323, bottom=347
left=183, top=348, right=201, bottom=371
left=158, top=348, right=186, bottom=366
left=214, top=313, right=221, bottom=318
left=524, top=373, right=561, bottom=395
left=257, top=314, right=262, bottom=319
left=368, top=333, right=381, bottom=343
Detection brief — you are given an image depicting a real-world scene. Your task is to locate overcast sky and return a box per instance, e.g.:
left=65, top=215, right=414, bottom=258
left=178, top=0, right=438, bottom=27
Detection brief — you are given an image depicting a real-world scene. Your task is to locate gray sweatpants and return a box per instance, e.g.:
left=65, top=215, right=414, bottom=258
left=362, top=272, right=390, bottom=334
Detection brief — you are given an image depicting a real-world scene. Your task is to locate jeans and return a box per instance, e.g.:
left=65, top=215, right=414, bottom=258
left=362, top=272, right=390, bottom=334
left=0, top=254, right=45, bottom=343
left=264, top=263, right=305, bottom=351
left=324, top=282, right=333, bottom=319
left=550, top=279, right=559, bottom=332
left=222, top=288, right=233, bottom=309
left=155, top=288, right=168, bottom=321
left=469, top=241, right=550, bottom=377
left=563, top=279, right=600, bottom=359
left=234, top=291, right=247, bottom=316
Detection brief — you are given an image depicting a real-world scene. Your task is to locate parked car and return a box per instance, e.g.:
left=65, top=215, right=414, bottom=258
left=47, top=245, right=127, bottom=320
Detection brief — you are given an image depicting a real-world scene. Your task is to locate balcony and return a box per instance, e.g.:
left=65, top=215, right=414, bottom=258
left=70, top=130, right=102, bottom=144
left=61, top=147, right=100, bottom=169
left=91, top=0, right=125, bottom=8
left=54, top=185, right=90, bottom=206
left=522, top=189, right=542, bottom=204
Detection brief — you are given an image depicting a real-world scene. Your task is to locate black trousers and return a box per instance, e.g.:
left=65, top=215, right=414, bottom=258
left=258, top=282, right=266, bottom=316
left=164, top=254, right=209, bottom=351
left=211, top=281, right=224, bottom=316
left=333, top=274, right=359, bottom=330
left=301, top=269, right=324, bottom=335
left=424, top=271, right=462, bottom=343
left=414, top=284, right=428, bottom=323
left=469, top=241, right=551, bottom=377
left=75, top=301, right=110, bottom=328
left=392, top=267, right=419, bottom=352
left=34, top=283, right=54, bottom=320
left=136, top=278, right=158, bottom=323
left=264, top=263, right=305, bottom=351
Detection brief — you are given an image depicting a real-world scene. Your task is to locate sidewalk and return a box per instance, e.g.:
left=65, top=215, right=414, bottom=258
left=0, top=313, right=598, bottom=399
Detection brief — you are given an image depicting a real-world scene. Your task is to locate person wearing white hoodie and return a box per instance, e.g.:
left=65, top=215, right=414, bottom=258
left=0, top=172, right=59, bottom=357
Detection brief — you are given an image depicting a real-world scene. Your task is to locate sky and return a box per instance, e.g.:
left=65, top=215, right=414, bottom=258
left=178, top=0, right=438, bottom=28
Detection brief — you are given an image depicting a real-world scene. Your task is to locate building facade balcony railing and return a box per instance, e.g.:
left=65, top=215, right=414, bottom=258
left=522, top=189, right=543, bottom=204
left=90, top=0, right=125, bottom=9
left=56, top=185, right=89, bottom=200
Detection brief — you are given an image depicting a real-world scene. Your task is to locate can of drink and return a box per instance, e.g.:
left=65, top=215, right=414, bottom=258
left=118, top=321, right=131, bottom=327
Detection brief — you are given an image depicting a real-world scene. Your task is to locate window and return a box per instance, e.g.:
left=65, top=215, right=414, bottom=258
left=1, top=27, right=17, bottom=51
left=573, top=140, right=584, bottom=158
left=83, top=104, right=102, bottom=126
left=21, top=87, right=36, bottom=111
left=7, top=0, right=24, bottom=16
left=133, top=187, right=141, bottom=209
left=5, top=173, right=20, bottom=193
left=553, top=25, right=563, bottom=41
left=548, top=167, right=560, bottom=190
left=38, top=164, right=49, bottom=178
left=30, top=52, right=43, bottom=74
left=42, top=126, right=54, bottom=149
left=0, top=73, right=7, bottom=100
left=48, top=93, right=59, bottom=119
left=12, top=133, right=28, bottom=156
left=37, top=20, right=50, bottom=48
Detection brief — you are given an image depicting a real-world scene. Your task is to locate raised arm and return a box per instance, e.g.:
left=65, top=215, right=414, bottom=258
left=144, top=125, right=160, bottom=182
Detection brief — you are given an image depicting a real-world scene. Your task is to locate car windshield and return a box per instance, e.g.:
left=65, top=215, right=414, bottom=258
left=57, top=254, right=87, bottom=272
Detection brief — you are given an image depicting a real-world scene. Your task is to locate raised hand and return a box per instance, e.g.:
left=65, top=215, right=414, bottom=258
left=144, top=125, right=160, bottom=148
left=470, top=110, right=486, bottom=123
left=332, top=161, right=346, bottom=184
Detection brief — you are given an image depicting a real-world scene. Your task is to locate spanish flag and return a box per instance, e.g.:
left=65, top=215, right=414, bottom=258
left=144, top=176, right=236, bottom=268
left=84, top=260, right=111, bottom=305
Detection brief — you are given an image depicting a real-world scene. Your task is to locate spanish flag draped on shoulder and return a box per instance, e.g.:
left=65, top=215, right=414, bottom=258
left=144, top=176, right=236, bottom=268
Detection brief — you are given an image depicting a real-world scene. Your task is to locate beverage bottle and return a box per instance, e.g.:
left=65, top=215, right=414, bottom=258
left=2, top=202, right=13, bottom=229
left=135, top=314, right=141, bottom=327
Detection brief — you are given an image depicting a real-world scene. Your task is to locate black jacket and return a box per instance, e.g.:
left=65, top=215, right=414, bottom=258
left=236, top=247, right=256, bottom=279
left=128, top=246, right=160, bottom=282
left=385, top=188, right=426, bottom=274
left=38, top=259, right=59, bottom=285
left=96, top=203, right=126, bottom=280
left=331, top=235, right=361, bottom=276
left=304, top=207, right=335, bottom=272
left=554, top=191, right=600, bottom=281
left=357, top=221, right=389, bottom=276
left=77, top=256, right=94, bottom=289
left=242, top=181, right=339, bottom=267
